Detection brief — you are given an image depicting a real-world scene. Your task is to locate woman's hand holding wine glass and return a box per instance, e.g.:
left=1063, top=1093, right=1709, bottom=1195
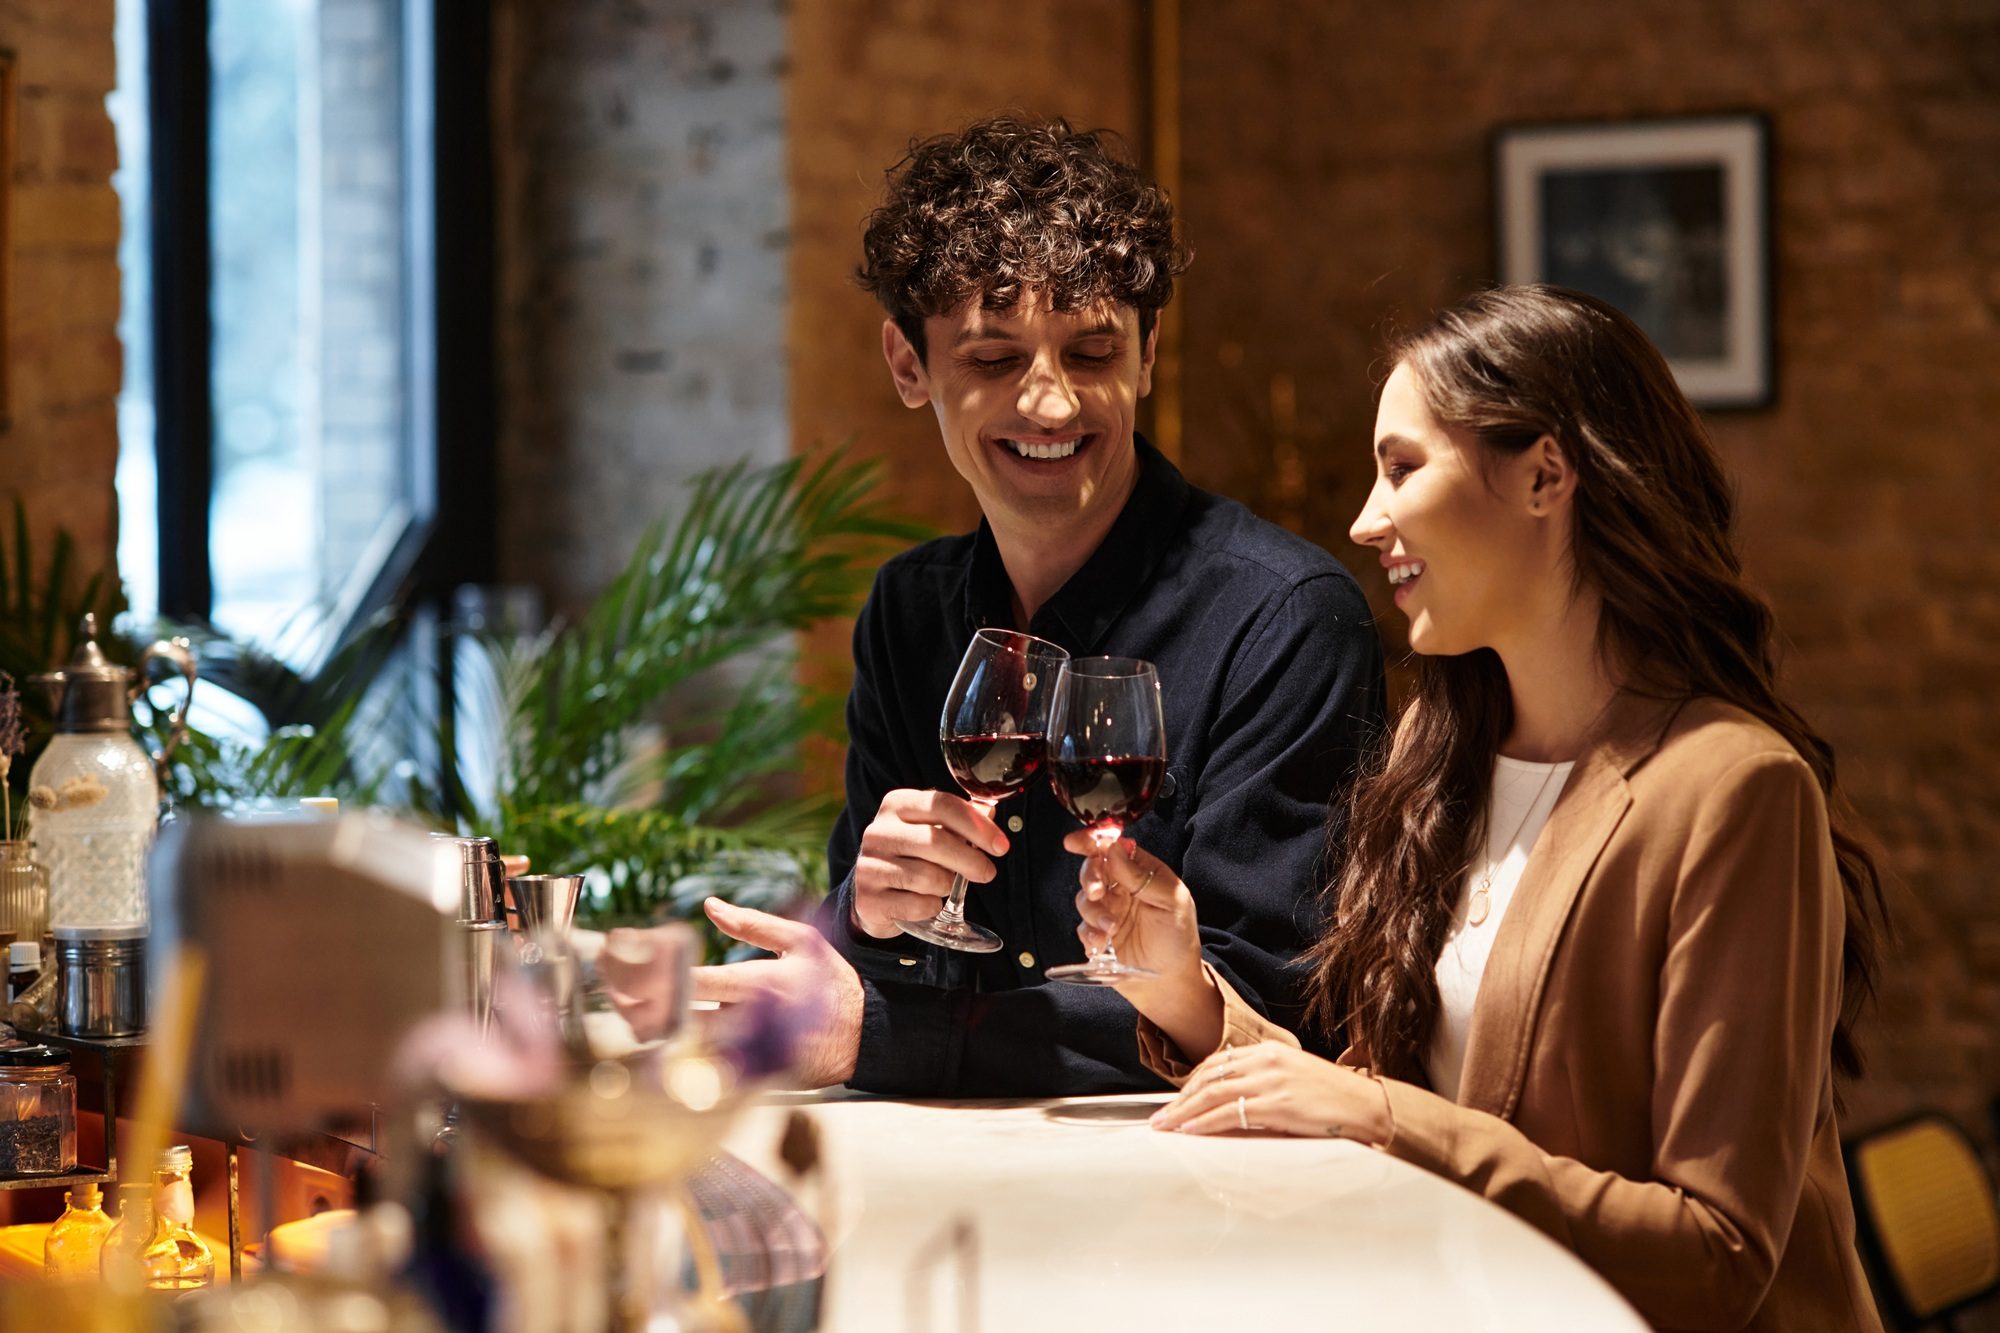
left=1065, top=832, right=1223, bottom=1060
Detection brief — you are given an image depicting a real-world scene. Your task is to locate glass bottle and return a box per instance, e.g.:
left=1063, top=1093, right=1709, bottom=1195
left=100, top=1182, right=158, bottom=1290
left=141, top=1144, right=215, bottom=1290
left=0, top=841, right=48, bottom=942
left=27, top=616, right=196, bottom=936
left=44, top=1180, right=115, bottom=1280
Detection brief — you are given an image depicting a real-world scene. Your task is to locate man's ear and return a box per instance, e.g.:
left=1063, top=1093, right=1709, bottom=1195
left=1135, top=318, right=1160, bottom=399
left=1526, top=434, right=1578, bottom=515
left=882, top=319, right=931, bottom=409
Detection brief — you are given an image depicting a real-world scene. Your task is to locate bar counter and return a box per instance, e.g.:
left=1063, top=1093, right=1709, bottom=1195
left=728, top=1091, right=1648, bottom=1330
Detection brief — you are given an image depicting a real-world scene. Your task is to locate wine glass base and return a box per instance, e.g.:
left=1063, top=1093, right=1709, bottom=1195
left=1046, top=958, right=1159, bottom=985
left=896, top=916, right=1004, bottom=954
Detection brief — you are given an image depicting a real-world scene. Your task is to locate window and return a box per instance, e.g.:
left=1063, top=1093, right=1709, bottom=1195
left=111, top=0, right=495, bottom=793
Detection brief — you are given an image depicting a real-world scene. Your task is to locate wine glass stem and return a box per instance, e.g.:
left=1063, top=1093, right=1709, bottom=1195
left=937, top=797, right=1000, bottom=925
left=937, top=871, right=972, bottom=925
left=1090, top=829, right=1122, bottom=965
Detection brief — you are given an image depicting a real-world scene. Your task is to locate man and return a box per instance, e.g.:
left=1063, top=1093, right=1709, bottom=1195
left=667, top=116, right=1383, bottom=1097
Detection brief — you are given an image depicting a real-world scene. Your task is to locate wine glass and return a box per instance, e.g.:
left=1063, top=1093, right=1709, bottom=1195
left=1045, top=657, right=1167, bottom=984
left=896, top=628, right=1069, bottom=953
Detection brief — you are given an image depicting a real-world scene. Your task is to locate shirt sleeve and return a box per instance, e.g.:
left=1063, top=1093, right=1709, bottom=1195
left=815, top=574, right=932, bottom=981
left=1370, top=752, right=1846, bottom=1331
left=844, top=571, right=1384, bottom=1097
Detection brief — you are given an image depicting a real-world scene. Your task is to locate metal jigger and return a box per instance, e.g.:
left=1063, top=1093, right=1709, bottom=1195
left=510, top=875, right=586, bottom=1054
left=509, top=874, right=583, bottom=944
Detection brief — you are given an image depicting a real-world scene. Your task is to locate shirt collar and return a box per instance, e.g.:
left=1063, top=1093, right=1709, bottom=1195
left=962, top=434, right=1192, bottom=653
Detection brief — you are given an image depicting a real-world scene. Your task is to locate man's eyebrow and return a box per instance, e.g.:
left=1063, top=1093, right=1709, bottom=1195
left=953, top=322, right=1017, bottom=347
left=951, top=319, right=1125, bottom=347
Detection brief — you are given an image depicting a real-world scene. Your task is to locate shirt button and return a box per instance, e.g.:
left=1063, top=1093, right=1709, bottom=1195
left=1007, top=815, right=1024, bottom=833
left=898, top=956, right=918, bottom=966
left=1017, top=951, right=1036, bottom=968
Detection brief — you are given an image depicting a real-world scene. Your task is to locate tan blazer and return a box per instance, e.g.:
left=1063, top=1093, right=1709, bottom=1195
left=1140, top=695, right=1882, bottom=1332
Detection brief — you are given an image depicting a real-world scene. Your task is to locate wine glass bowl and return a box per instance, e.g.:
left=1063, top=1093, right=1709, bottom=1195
left=1046, top=657, right=1167, bottom=985
left=896, top=628, right=1069, bottom=954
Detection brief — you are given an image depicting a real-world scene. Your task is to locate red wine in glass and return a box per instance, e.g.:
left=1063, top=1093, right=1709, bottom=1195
left=897, top=629, right=1069, bottom=954
left=1049, top=755, right=1165, bottom=829
left=943, top=733, right=1048, bottom=801
left=1045, top=657, right=1167, bottom=985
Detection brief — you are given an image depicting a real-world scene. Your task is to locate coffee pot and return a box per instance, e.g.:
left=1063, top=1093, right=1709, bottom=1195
left=27, top=617, right=195, bottom=1034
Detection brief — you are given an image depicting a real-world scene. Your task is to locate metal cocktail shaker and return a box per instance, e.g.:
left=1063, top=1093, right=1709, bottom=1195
left=431, top=834, right=508, bottom=1037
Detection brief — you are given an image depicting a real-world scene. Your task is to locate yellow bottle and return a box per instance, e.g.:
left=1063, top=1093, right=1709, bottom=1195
left=141, top=1144, right=214, bottom=1290
left=43, top=1180, right=114, bottom=1280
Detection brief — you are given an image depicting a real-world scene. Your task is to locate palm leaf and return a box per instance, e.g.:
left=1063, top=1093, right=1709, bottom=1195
left=504, top=446, right=926, bottom=815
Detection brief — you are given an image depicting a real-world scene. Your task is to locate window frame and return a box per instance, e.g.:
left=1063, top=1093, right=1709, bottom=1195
left=142, top=0, right=495, bottom=662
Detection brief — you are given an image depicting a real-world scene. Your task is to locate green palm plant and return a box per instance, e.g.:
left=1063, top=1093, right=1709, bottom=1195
left=3, top=448, right=926, bottom=954
left=442, top=447, right=930, bottom=939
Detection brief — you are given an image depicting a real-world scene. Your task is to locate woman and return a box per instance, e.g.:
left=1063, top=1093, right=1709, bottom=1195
left=1072, top=285, right=1886, bottom=1331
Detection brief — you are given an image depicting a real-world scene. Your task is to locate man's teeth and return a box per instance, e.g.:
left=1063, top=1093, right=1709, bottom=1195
left=1387, top=560, right=1426, bottom=587
left=1004, top=437, right=1083, bottom=460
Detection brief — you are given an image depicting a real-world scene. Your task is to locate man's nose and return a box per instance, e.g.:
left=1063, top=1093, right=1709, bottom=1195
left=1017, top=359, right=1079, bottom=428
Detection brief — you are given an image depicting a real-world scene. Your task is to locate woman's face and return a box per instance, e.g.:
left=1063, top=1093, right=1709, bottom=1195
left=1350, top=362, right=1557, bottom=657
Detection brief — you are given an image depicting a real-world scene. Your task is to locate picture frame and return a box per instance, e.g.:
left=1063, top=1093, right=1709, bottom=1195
left=1493, top=114, right=1772, bottom=410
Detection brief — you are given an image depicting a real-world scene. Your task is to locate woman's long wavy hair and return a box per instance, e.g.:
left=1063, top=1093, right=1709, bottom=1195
left=1303, top=285, right=1887, bottom=1086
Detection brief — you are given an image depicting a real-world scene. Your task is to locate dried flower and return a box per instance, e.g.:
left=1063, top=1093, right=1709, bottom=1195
left=0, top=673, right=22, bottom=763
left=55, top=776, right=108, bottom=811
left=0, top=672, right=19, bottom=838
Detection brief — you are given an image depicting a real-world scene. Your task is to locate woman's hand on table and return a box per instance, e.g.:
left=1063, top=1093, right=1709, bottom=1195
left=1151, top=1040, right=1393, bottom=1144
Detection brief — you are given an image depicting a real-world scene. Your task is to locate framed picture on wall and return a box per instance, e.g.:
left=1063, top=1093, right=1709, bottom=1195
left=1493, top=114, right=1772, bottom=410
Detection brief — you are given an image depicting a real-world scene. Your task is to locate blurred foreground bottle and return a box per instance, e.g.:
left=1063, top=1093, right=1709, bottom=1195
left=142, top=1144, right=215, bottom=1290
left=43, top=1180, right=114, bottom=1280
left=99, top=1147, right=215, bottom=1292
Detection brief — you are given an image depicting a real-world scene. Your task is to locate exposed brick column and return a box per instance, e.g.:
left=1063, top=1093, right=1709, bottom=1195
left=0, top=2, right=122, bottom=588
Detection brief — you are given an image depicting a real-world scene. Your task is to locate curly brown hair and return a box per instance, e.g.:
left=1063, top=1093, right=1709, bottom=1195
left=857, top=115, right=1190, bottom=361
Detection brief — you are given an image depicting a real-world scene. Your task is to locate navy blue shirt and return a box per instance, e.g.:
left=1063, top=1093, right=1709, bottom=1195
left=818, top=439, right=1385, bottom=1096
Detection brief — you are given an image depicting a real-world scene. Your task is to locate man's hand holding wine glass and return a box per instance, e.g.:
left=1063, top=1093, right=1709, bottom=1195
left=848, top=789, right=1010, bottom=939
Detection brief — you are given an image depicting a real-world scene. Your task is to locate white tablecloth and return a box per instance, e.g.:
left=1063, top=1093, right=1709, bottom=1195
left=731, top=1092, right=1646, bottom=1332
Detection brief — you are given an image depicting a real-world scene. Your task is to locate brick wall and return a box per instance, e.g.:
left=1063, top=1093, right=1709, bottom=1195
left=1170, top=0, right=2000, bottom=1139
left=493, top=0, right=792, bottom=616
left=0, top=1, right=121, bottom=586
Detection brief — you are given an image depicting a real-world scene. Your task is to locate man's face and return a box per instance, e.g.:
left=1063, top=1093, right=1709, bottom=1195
left=883, top=295, right=1156, bottom=537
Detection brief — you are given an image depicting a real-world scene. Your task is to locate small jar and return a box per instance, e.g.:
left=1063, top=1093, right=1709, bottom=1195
left=0, top=1044, right=77, bottom=1175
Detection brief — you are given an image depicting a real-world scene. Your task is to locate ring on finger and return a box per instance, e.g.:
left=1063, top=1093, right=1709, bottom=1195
left=1236, top=1095, right=1249, bottom=1131
left=1135, top=865, right=1158, bottom=893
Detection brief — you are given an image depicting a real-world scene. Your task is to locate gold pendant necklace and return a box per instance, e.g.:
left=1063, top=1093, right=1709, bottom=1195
left=1466, top=762, right=1561, bottom=928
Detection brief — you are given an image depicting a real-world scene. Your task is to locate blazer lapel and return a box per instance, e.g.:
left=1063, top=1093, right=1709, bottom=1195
left=1454, top=693, right=1686, bottom=1118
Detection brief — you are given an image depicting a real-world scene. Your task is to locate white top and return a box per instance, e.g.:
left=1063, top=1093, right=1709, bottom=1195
left=1427, top=755, right=1574, bottom=1102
